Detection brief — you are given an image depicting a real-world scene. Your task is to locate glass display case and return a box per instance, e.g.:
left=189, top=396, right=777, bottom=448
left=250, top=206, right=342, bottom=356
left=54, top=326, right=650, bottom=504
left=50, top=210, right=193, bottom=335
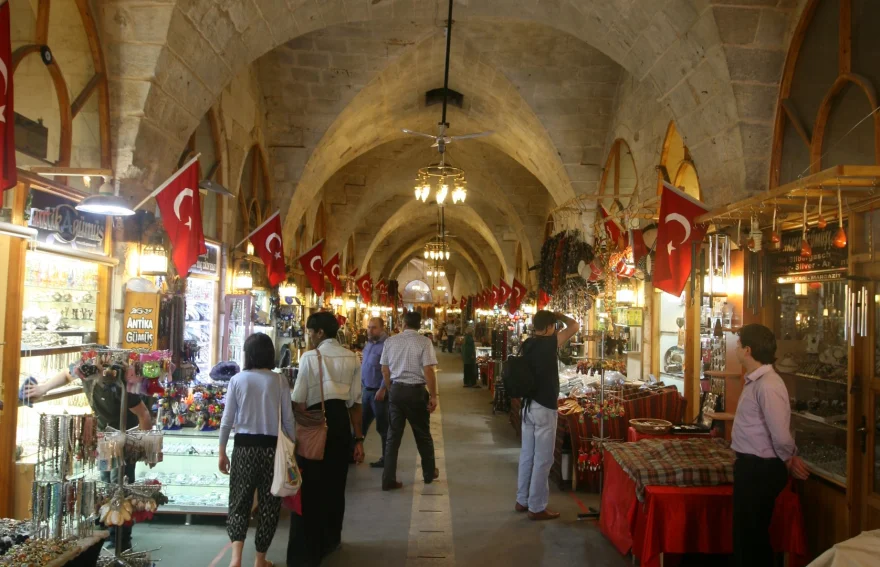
left=138, top=429, right=229, bottom=521
left=222, top=294, right=253, bottom=370
left=774, top=278, right=849, bottom=487
left=185, top=278, right=216, bottom=380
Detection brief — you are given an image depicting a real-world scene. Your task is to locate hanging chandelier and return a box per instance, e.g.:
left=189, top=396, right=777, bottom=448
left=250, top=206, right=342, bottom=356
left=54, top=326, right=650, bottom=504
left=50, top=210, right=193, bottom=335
left=414, top=164, right=467, bottom=205
left=424, top=237, right=450, bottom=261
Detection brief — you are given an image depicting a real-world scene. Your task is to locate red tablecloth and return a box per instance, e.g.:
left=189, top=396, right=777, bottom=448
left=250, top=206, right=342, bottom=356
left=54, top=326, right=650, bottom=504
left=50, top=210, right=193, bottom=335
left=599, top=450, right=809, bottom=567
left=626, top=427, right=715, bottom=443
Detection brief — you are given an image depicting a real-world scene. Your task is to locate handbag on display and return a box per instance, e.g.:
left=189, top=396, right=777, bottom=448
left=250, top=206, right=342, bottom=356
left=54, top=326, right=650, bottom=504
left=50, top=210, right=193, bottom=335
left=294, top=350, right=328, bottom=460
left=271, top=375, right=301, bottom=497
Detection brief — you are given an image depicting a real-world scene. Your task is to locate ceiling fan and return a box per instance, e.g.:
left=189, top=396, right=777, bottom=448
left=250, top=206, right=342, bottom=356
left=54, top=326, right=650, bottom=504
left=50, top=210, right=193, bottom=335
left=401, top=0, right=493, bottom=156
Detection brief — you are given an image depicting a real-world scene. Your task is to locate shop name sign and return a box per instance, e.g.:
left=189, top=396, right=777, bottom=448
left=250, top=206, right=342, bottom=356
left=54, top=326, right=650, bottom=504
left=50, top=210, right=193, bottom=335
left=771, top=224, right=848, bottom=276
left=189, top=242, right=220, bottom=276
left=122, top=291, right=159, bottom=349
left=27, top=191, right=106, bottom=251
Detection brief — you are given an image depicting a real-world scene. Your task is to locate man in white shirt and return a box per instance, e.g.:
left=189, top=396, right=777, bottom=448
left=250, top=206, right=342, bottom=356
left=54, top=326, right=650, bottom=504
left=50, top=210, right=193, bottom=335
left=445, top=320, right=458, bottom=353
left=381, top=311, right=439, bottom=490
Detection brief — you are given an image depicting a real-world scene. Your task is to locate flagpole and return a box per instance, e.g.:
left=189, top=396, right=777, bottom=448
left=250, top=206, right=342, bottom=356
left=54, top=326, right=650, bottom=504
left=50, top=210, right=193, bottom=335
left=234, top=210, right=280, bottom=249
left=132, top=153, right=201, bottom=211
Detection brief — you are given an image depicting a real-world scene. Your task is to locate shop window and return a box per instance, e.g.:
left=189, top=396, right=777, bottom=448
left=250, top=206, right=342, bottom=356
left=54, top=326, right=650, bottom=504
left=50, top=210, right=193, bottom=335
left=10, top=0, right=111, bottom=191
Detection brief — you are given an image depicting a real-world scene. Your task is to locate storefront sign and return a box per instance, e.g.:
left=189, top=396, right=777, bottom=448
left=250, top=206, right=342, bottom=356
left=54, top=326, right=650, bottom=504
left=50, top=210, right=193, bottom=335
left=189, top=242, right=220, bottom=276
left=615, top=307, right=644, bottom=327
left=26, top=190, right=106, bottom=252
left=122, top=291, right=160, bottom=349
left=777, top=272, right=846, bottom=284
left=771, top=224, right=848, bottom=277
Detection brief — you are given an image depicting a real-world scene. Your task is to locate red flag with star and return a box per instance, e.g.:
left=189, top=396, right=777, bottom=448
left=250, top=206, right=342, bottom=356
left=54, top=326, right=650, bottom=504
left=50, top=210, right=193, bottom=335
left=247, top=211, right=286, bottom=286
left=600, top=205, right=626, bottom=249
left=460, top=295, right=466, bottom=311
left=510, top=278, right=527, bottom=313
left=323, top=253, right=342, bottom=296
left=499, top=279, right=512, bottom=306
left=0, top=1, right=16, bottom=191
left=491, top=285, right=500, bottom=308
left=654, top=183, right=709, bottom=297
left=154, top=158, right=206, bottom=276
left=297, top=240, right=324, bottom=293
left=355, top=273, right=372, bottom=304
left=538, top=290, right=551, bottom=310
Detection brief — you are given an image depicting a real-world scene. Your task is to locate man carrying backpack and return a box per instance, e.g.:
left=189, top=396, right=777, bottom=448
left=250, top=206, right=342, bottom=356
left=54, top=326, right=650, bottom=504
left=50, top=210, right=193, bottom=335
left=514, top=310, right=579, bottom=520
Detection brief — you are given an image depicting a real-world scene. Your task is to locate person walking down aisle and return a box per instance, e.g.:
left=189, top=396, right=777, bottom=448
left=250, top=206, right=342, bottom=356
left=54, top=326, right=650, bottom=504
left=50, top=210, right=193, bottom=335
left=361, top=317, right=389, bottom=468
left=516, top=311, right=579, bottom=521
left=288, top=312, right=364, bottom=567
left=218, top=333, right=295, bottom=567
left=446, top=319, right=458, bottom=353
left=26, top=360, right=153, bottom=552
left=461, top=327, right=479, bottom=388
left=731, top=324, right=809, bottom=567
left=381, top=311, right=439, bottom=491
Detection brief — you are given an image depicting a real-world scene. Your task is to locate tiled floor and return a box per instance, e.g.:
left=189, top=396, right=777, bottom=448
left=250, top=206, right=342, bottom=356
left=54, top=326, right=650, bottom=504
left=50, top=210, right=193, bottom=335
left=134, top=353, right=629, bottom=566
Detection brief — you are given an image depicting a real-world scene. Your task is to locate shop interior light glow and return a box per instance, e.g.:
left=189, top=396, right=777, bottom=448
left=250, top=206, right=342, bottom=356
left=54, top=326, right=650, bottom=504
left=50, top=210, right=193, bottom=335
left=278, top=280, right=298, bottom=300
left=139, top=243, right=168, bottom=276
left=233, top=260, right=253, bottom=290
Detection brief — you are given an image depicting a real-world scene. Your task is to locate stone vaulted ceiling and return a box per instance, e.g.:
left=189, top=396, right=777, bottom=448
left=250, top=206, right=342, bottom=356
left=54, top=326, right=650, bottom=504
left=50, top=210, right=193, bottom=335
left=102, top=0, right=800, bottom=295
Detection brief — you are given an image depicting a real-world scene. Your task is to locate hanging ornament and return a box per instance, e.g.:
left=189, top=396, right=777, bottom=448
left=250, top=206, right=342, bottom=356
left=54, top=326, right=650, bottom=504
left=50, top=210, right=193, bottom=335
left=736, top=219, right=742, bottom=249
left=817, top=194, right=827, bottom=229
left=833, top=188, right=847, bottom=248
left=770, top=207, right=780, bottom=245
left=747, top=216, right=762, bottom=252
left=800, top=198, right=812, bottom=257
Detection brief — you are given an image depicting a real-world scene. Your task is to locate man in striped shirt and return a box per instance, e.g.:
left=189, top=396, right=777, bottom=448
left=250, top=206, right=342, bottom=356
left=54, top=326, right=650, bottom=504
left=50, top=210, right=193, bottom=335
left=380, top=311, right=439, bottom=490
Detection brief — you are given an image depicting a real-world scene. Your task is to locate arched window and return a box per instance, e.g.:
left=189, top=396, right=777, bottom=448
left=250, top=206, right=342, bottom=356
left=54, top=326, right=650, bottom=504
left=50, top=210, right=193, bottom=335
left=235, top=146, right=271, bottom=249
left=770, top=0, right=880, bottom=188
left=11, top=0, right=111, bottom=191
left=658, top=122, right=701, bottom=201
left=179, top=110, right=223, bottom=240
left=403, top=279, right=432, bottom=304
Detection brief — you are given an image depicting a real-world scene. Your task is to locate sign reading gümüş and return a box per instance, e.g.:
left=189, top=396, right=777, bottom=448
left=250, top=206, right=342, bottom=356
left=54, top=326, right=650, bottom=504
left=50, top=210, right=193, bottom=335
left=122, top=291, right=160, bottom=349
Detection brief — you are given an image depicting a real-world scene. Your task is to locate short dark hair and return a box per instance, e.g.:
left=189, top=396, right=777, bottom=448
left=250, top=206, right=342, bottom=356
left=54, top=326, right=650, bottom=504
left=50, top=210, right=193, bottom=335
left=307, top=311, right=340, bottom=339
left=738, top=323, right=777, bottom=365
left=403, top=311, right=421, bottom=329
left=533, top=310, right=556, bottom=332
left=243, top=332, right=276, bottom=370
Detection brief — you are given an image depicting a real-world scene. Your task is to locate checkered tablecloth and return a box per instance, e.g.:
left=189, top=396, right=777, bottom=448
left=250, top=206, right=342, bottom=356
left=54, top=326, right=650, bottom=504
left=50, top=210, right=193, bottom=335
left=605, top=438, right=735, bottom=501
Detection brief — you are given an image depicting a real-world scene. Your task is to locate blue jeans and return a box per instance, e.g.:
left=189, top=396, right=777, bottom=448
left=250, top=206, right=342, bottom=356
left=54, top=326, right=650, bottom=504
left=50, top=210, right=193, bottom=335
left=362, top=387, right=388, bottom=462
left=516, top=403, right=558, bottom=513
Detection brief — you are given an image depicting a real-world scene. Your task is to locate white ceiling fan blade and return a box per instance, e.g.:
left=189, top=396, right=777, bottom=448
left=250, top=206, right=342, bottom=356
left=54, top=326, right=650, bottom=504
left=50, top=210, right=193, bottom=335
left=448, top=130, right=495, bottom=141
left=402, top=129, right=438, bottom=140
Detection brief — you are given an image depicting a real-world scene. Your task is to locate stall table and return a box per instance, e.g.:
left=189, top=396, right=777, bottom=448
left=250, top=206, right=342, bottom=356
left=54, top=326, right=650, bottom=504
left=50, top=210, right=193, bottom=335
left=626, top=427, right=715, bottom=443
left=599, top=450, right=809, bottom=567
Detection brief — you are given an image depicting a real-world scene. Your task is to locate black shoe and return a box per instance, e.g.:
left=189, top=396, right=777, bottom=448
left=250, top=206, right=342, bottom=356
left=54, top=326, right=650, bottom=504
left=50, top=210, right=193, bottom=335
left=370, top=459, right=385, bottom=468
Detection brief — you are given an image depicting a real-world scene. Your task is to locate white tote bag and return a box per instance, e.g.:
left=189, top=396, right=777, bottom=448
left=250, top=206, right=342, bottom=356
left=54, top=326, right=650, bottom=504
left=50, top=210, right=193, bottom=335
left=271, top=376, right=301, bottom=497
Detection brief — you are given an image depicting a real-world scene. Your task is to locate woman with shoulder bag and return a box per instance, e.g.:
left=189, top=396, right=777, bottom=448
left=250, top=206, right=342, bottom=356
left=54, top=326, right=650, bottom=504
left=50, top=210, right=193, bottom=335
left=288, top=312, right=364, bottom=566
left=218, top=333, right=295, bottom=567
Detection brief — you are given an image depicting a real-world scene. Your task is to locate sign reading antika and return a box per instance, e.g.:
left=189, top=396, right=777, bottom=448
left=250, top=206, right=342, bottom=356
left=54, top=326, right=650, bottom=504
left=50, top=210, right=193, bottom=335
left=122, top=291, right=160, bottom=350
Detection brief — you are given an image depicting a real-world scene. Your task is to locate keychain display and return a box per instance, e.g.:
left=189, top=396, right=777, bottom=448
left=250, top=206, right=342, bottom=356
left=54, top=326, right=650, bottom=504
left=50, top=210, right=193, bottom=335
left=187, top=386, right=226, bottom=431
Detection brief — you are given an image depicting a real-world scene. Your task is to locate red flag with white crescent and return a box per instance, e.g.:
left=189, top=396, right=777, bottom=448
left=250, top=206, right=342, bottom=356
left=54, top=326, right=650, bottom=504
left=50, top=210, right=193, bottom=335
left=297, top=240, right=324, bottom=293
left=491, top=285, right=500, bottom=307
left=154, top=158, right=206, bottom=276
left=451, top=296, right=456, bottom=308
left=538, top=289, right=551, bottom=310
left=510, top=278, right=527, bottom=313
left=355, top=273, right=372, bottom=304
left=248, top=211, right=286, bottom=287
left=323, top=253, right=342, bottom=296
left=498, top=279, right=512, bottom=306
left=0, top=1, right=15, bottom=191
left=460, top=295, right=466, bottom=311
left=654, top=183, right=709, bottom=296
left=377, top=279, right=387, bottom=304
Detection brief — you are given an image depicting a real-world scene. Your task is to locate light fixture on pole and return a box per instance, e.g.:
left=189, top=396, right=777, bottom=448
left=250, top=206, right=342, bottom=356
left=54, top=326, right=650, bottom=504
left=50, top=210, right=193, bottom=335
left=140, top=243, right=168, bottom=276
left=76, top=177, right=136, bottom=216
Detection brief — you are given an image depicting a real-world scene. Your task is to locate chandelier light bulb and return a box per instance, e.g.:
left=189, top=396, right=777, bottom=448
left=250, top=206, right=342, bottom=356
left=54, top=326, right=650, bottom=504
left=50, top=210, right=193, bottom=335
left=437, top=184, right=449, bottom=204
left=445, top=251, right=450, bottom=260
left=424, top=250, right=429, bottom=259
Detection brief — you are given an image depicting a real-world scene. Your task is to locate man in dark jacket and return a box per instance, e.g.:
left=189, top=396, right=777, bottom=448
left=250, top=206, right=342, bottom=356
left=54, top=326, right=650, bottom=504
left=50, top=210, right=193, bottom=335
left=461, top=327, right=478, bottom=387
left=361, top=317, right=389, bottom=468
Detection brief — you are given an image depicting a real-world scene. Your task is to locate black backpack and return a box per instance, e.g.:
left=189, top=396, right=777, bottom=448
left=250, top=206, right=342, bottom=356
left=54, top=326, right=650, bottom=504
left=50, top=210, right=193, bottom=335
left=502, top=355, right=537, bottom=399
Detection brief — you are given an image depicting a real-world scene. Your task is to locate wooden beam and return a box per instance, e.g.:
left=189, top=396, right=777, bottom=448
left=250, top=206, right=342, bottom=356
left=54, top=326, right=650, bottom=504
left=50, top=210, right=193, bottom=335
left=24, top=166, right=112, bottom=176
left=16, top=168, right=89, bottom=201
left=811, top=74, right=880, bottom=174
left=781, top=99, right=811, bottom=148
left=73, top=0, right=111, bottom=168
left=35, top=0, right=50, bottom=44
left=71, top=73, right=101, bottom=118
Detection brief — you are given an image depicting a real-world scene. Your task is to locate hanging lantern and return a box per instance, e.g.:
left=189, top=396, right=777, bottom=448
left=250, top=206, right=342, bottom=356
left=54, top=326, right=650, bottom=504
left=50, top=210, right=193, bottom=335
left=233, top=260, right=253, bottom=290
left=278, top=278, right=298, bottom=301
left=800, top=198, right=812, bottom=257
left=817, top=194, right=827, bottom=229
left=139, top=243, right=168, bottom=276
left=833, top=188, right=847, bottom=249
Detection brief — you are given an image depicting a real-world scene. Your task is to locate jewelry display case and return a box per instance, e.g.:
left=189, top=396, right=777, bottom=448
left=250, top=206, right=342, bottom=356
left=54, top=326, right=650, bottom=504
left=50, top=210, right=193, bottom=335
left=222, top=294, right=253, bottom=370
left=139, top=429, right=229, bottom=522
left=185, top=278, right=216, bottom=380
left=773, top=278, right=849, bottom=487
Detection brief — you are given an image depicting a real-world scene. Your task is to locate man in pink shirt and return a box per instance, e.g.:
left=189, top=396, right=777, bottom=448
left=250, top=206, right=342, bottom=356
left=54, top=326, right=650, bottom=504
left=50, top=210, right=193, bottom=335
left=731, top=324, right=809, bottom=566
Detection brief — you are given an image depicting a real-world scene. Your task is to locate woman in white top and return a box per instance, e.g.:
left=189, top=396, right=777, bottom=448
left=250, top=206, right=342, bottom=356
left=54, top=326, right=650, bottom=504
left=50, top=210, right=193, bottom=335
left=218, top=333, right=295, bottom=567
left=287, top=312, right=363, bottom=566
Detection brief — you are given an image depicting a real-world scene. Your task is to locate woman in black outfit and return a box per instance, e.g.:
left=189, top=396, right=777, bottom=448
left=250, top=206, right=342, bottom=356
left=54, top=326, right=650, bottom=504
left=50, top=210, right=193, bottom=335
left=288, top=312, right=364, bottom=566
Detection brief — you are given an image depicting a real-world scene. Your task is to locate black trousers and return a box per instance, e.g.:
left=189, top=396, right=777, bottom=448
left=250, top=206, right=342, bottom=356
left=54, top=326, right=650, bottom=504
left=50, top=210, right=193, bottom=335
left=362, top=387, right=389, bottom=461
left=447, top=334, right=456, bottom=352
left=733, top=453, right=788, bottom=567
left=101, top=461, right=136, bottom=550
left=287, top=399, right=352, bottom=567
left=383, top=383, right=435, bottom=487
left=463, top=362, right=478, bottom=386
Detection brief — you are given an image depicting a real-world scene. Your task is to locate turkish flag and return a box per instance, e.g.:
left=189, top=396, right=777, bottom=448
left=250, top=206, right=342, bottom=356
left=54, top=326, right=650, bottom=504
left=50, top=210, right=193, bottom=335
left=154, top=159, right=206, bottom=276
left=654, top=183, right=709, bottom=297
left=451, top=296, right=456, bottom=308
left=355, top=273, right=372, bottom=304
left=499, top=279, right=512, bottom=306
left=248, top=211, right=286, bottom=286
left=0, top=2, right=15, bottom=191
left=600, top=205, right=626, bottom=248
left=297, top=240, right=324, bottom=293
left=538, top=290, right=551, bottom=310
left=510, top=278, right=528, bottom=313
left=630, top=228, right=648, bottom=264
left=377, top=279, right=388, bottom=304
left=323, top=253, right=342, bottom=296
left=348, top=267, right=358, bottom=278
left=460, top=296, right=466, bottom=311
left=491, top=285, right=500, bottom=307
